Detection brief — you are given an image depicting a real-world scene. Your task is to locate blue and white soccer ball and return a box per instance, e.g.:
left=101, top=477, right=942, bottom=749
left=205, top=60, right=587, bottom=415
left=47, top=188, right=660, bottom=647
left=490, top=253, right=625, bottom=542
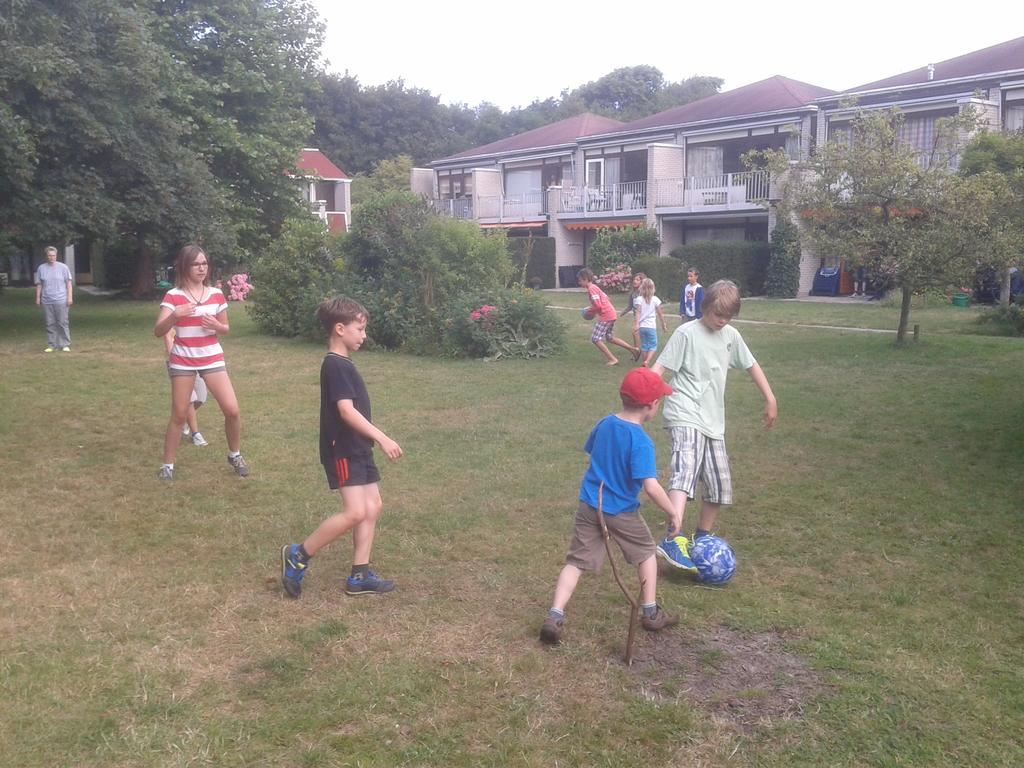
left=689, top=535, right=737, bottom=585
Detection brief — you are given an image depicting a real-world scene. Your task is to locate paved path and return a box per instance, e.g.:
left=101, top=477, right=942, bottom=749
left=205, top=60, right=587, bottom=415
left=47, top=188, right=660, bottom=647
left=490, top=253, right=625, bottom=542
left=545, top=304, right=897, bottom=335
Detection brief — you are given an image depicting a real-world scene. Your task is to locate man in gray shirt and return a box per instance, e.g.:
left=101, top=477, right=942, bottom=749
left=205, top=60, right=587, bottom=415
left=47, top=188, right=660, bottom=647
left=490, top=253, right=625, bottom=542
left=34, top=246, right=73, bottom=352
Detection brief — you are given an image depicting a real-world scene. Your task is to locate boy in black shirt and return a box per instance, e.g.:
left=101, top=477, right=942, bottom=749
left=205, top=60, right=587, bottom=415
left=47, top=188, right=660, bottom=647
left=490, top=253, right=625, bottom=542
left=281, top=297, right=403, bottom=598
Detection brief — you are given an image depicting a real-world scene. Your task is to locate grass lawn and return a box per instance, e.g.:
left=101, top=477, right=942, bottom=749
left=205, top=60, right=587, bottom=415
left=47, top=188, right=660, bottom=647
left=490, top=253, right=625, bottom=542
left=1, top=287, right=1022, bottom=767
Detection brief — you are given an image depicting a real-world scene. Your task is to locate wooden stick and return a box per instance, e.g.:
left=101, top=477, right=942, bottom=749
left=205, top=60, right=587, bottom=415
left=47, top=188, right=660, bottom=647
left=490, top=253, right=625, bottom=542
left=597, top=482, right=643, bottom=665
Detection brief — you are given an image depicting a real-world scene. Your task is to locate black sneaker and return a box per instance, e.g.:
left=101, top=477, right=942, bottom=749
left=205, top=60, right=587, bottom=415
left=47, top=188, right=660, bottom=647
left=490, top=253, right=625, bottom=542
left=344, top=570, right=395, bottom=596
left=539, top=616, right=564, bottom=645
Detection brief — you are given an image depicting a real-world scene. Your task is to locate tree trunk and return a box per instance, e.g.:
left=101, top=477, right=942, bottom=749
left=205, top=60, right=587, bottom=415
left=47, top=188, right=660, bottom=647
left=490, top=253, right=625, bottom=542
left=896, top=285, right=913, bottom=343
left=131, top=240, right=153, bottom=299
left=1000, top=266, right=1012, bottom=308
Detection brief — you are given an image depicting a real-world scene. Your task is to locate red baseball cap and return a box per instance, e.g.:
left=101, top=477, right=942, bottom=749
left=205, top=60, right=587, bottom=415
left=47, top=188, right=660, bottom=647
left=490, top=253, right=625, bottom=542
left=620, top=367, right=672, bottom=406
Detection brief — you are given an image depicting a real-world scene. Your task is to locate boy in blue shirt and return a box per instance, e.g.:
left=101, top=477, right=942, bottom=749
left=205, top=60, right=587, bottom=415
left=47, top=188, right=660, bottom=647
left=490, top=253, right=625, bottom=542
left=679, top=267, right=704, bottom=323
left=540, top=367, right=683, bottom=645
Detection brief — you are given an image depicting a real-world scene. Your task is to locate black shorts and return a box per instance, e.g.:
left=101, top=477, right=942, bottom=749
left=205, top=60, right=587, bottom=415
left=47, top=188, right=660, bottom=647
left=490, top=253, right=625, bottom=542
left=323, top=453, right=380, bottom=490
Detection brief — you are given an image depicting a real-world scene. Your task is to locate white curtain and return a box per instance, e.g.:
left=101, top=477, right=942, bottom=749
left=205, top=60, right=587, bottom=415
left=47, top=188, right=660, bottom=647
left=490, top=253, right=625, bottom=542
left=1005, top=105, right=1024, bottom=132
left=897, top=115, right=936, bottom=154
left=687, top=146, right=723, bottom=178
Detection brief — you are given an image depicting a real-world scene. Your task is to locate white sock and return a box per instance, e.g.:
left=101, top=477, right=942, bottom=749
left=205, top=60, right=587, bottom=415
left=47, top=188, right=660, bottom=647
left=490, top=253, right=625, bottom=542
left=228, top=450, right=240, bottom=459
left=162, top=463, right=174, bottom=471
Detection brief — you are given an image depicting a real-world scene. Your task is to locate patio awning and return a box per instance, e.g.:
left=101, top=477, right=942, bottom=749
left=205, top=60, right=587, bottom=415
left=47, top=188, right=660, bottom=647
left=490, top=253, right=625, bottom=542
left=479, top=221, right=546, bottom=229
left=563, top=219, right=644, bottom=231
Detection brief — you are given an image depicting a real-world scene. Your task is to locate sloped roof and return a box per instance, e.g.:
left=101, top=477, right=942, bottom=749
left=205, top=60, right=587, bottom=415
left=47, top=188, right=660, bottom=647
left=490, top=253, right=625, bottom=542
left=846, top=36, right=1024, bottom=92
left=437, top=113, right=625, bottom=163
left=297, top=148, right=348, bottom=180
left=603, top=76, right=836, bottom=135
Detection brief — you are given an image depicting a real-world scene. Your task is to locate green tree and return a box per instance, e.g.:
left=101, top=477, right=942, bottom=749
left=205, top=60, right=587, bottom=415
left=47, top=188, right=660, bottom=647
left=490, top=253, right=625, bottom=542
left=0, top=0, right=323, bottom=295
left=151, top=0, right=324, bottom=259
left=310, top=74, right=462, bottom=173
left=350, top=155, right=414, bottom=206
left=959, top=131, right=1024, bottom=307
left=0, top=0, right=223, bottom=288
left=783, top=107, right=994, bottom=342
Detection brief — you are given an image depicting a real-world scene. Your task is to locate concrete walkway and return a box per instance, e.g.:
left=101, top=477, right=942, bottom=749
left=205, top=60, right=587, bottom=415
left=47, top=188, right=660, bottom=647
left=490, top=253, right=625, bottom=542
left=545, top=303, right=897, bottom=335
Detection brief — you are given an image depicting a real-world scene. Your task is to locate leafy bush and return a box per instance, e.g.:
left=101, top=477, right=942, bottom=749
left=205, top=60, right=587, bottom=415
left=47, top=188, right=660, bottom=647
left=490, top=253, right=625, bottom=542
left=443, top=288, right=565, bottom=360
left=508, top=236, right=556, bottom=289
left=595, top=263, right=633, bottom=292
left=978, top=299, right=1024, bottom=336
left=247, top=216, right=342, bottom=338
left=342, top=192, right=513, bottom=354
left=586, top=227, right=660, bottom=276
left=669, top=241, right=770, bottom=296
left=765, top=219, right=801, bottom=298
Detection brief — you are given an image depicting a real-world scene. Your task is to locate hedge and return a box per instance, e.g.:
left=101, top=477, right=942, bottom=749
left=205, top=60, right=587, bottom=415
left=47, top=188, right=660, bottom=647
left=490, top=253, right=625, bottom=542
left=632, top=256, right=687, bottom=307
left=765, top=220, right=801, bottom=298
left=508, top=236, right=556, bottom=289
left=668, top=241, right=770, bottom=296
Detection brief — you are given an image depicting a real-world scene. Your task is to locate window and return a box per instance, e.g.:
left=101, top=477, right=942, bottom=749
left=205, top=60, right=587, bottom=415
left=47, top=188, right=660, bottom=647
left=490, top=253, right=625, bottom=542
left=897, top=115, right=936, bottom=154
left=1006, top=105, right=1024, bottom=132
left=684, top=226, right=746, bottom=243
left=829, top=124, right=853, bottom=147
left=505, top=168, right=542, bottom=196
left=586, top=158, right=604, bottom=188
left=687, top=146, right=723, bottom=178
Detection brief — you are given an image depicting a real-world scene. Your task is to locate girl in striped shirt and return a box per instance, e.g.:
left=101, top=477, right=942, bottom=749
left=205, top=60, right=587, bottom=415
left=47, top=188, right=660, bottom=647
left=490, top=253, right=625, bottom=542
left=153, top=245, right=248, bottom=481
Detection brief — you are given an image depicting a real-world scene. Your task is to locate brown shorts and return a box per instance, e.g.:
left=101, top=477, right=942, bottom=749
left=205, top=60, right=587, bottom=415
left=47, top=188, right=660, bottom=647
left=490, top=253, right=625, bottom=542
left=565, top=501, right=656, bottom=571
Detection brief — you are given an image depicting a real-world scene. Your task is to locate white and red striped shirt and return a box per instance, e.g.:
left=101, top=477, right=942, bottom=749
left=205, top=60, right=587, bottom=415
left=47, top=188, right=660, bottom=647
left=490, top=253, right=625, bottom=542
left=161, top=287, right=229, bottom=371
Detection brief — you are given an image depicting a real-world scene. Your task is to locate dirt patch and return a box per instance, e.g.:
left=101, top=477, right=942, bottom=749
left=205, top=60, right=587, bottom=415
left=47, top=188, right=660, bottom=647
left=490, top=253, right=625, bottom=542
left=627, top=626, right=828, bottom=731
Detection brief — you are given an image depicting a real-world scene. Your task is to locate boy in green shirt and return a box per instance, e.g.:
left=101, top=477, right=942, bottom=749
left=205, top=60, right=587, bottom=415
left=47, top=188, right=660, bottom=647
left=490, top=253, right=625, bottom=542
left=649, top=280, right=777, bottom=570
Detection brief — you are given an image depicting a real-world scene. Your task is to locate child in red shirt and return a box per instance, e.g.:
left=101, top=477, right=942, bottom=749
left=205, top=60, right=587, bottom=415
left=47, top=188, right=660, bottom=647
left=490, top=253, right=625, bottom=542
left=578, top=268, right=640, bottom=366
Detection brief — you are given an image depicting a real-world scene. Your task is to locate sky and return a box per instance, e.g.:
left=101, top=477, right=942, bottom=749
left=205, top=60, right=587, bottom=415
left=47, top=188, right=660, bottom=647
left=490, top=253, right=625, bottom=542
left=309, top=1, right=1020, bottom=111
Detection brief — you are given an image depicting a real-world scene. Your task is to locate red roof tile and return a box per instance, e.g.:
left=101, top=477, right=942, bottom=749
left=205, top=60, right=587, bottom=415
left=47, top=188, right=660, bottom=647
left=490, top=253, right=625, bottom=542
left=606, top=76, right=835, bottom=134
left=437, top=113, right=625, bottom=162
left=297, top=148, right=348, bottom=180
left=846, top=36, right=1024, bottom=92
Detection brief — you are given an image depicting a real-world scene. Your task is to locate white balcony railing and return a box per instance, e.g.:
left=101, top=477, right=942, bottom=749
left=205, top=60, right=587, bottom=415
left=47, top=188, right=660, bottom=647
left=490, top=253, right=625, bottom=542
left=560, top=181, right=647, bottom=214
left=430, top=197, right=474, bottom=219
left=476, top=191, right=546, bottom=221
left=649, top=171, right=770, bottom=210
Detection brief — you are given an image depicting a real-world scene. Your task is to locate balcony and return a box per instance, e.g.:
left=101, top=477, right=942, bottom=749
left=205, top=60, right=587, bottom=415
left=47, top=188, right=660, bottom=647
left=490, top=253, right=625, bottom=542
left=559, top=181, right=647, bottom=216
left=431, top=197, right=474, bottom=219
left=311, top=200, right=348, bottom=233
left=649, top=171, right=770, bottom=211
left=475, top=191, right=546, bottom=222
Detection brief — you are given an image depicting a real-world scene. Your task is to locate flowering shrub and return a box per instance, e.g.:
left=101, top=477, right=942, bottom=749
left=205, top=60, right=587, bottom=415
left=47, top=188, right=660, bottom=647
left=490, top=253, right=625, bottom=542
left=444, top=290, right=565, bottom=360
left=469, top=304, right=498, bottom=325
left=216, top=273, right=254, bottom=301
left=595, top=263, right=634, bottom=292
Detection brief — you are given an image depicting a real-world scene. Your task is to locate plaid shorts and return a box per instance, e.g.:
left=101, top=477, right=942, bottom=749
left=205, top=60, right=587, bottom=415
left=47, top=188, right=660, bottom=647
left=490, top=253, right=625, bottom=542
left=591, top=319, right=615, bottom=343
left=665, top=426, right=733, bottom=504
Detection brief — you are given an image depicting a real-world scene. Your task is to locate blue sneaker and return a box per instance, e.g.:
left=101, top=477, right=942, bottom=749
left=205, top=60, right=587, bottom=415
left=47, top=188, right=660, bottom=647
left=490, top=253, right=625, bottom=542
left=657, top=535, right=698, bottom=572
left=345, top=570, right=395, bottom=596
left=281, top=544, right=308, bottom=598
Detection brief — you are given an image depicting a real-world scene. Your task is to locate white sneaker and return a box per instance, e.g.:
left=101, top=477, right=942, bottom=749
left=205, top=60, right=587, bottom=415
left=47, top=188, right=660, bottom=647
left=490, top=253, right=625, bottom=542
left=191, top=432, right=209, bottom=447
left=157, top=465, right=174, bottom=481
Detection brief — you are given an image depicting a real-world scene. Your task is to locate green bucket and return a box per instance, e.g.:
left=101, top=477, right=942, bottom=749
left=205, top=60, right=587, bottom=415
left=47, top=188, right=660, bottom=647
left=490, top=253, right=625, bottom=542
left=951, top=293, right=970, bottom=307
